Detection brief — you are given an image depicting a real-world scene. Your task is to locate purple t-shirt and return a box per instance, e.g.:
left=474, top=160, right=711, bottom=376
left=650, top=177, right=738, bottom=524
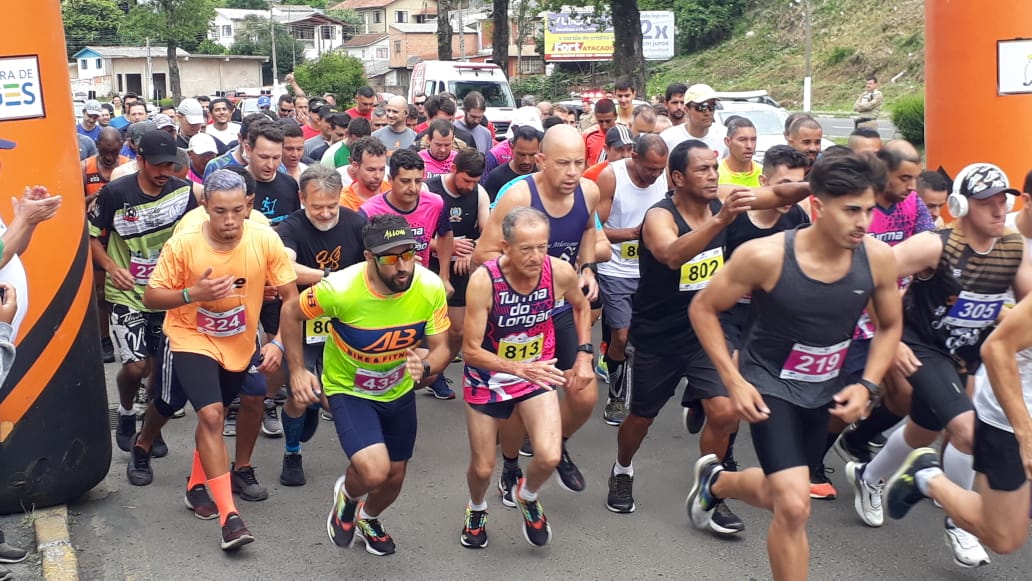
left=360, top=192, right=450, bottom=265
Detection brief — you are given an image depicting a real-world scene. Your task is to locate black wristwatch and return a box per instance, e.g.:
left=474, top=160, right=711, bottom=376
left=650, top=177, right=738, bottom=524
left=421, top=359, right=431, bottom=379
left=858, top=378, right=880, bottom=399
left=579, top=262, right=597, bottom=275
left=576, top=343, right=595, bottom=355
left=323, top=267, right=331, bottom=278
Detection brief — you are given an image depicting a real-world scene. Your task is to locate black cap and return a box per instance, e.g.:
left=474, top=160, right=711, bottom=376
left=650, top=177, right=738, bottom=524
left=137, top=130, right=179, bottom=165
left=362, top=214, right=417, bottom=254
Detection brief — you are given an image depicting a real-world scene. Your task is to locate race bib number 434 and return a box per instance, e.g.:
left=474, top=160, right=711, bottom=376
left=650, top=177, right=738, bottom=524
left=679, top=247, right=723, bottom=292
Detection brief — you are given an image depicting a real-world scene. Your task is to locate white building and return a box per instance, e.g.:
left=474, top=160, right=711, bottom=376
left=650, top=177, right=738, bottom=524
left=211, top=6, right=350, bottom=61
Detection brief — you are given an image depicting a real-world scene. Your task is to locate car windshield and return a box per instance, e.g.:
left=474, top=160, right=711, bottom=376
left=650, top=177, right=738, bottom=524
left=720, top=109, right=787, bottom=135
left=447, top=81, right=516, bottom=108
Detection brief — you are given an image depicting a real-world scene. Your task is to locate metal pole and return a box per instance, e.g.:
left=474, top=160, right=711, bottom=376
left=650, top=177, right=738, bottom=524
left=803, top=0, right=812, bottom=112
left=458, top=0, right=465, bottom=60
left=270, top=3, right=278, bottom=86
left=145, top=37, right=152, bottom=101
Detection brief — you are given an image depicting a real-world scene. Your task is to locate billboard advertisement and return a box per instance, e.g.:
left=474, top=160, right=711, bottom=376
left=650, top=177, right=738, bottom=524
left=543, top=10, right=676, bottom=62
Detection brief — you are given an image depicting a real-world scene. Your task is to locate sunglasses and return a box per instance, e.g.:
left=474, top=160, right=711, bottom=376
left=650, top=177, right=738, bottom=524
left=374, top=249, right=416, bottom=265
left=414, top=101, right=426, bottom=106
left=280, top=108, right=294, bottom=114
left=690, top=102, right=717, bottom=113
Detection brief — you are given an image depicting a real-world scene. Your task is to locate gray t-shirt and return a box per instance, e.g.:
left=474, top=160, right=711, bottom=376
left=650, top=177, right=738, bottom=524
left=372, top=126, right=416, bottom=152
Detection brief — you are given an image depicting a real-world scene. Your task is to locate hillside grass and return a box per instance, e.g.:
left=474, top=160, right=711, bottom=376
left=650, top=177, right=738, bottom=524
left=645, top=0, right=925, bottom=113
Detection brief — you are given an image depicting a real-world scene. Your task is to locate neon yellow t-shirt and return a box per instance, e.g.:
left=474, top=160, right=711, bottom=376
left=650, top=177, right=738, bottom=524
left=298, top=262, right=450, bottom=401
left=718, top=159, right=762, bottom=188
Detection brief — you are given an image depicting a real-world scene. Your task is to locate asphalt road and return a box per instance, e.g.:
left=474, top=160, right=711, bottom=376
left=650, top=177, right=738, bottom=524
left=69, top=348, right=1031, bottom=581
left=815, top=116, right=897, bottom=140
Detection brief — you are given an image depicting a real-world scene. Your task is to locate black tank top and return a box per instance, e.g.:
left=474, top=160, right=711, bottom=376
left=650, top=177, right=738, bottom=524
left=425, top=176, right=481, bottom=241
left=725, top=205, right=810, bottom=258
left=630, top=196, right=725, bottom=354
left=903, top=227, right=1024, bottom=372
left=741, top=228, right=873, bottom=407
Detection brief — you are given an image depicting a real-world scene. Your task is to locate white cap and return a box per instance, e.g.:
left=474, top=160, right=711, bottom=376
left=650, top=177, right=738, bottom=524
left=188, top=132, right=219, bottom=155
left=684, top=84, right=718, bottom=104
left=505, top=106, right=544, bottom=140
left=177, top=98, right=205, bottom=124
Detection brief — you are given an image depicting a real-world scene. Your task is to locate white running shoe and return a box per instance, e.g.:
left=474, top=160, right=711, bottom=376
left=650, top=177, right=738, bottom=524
left=846, top=461, right=883, bottom=527
left=944, top=519, right=990, bottom=568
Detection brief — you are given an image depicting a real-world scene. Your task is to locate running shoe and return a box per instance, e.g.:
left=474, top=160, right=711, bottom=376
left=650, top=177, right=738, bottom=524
left=594, top=352, right=609, bottom=383
left=231, top=464, right=269, bottom=502
left=868, top=432, right=888, bottom=449
left=126, top=433, right=153, bottom=486
left=686, top=454, right=723, bottom=530
left=452, top=353, right=464, bottom=363
left=150, top=432, right=168, bottom=458
left=425, top=375, right=456, bottom=400
left=326, top=476, right=359, bottom=548
left=460, top=508, right=488, bottom=549
left=272, top=386, right=288, bottom=405
left=885, top=447, right=940, bottom=520
left=261, top=399, right=283, bottom=437
left=220, top=512, right=254, bottom=551
left=709, top=502, right=745, bottom=535
left=184, top=483, right=219, bottom=520
left=519, top=437, right=534, bottom=457
left=514, top=479, right=552, bottom=547
left=556, top=446, right=586, bottom=492
left=845, top=461, right=883, bottom=527
left=834, top=428, right=873, bottom=464
left=222, top=404, right=238, bottom=437
left=603, top=398, right=626, bottom=426
left=280, top=452, right=306, bottom=487
left=356, top=514, right=396, bottom=556
left=171, top=407, right=186, bottom=418
left=301, top=405, right=321, bottom=443
left=498, top=465, right=522, bottom=508
left=682, top=401, right=705, bottom=435
left=0, top=531, right=26, bottom=564
left=321, top=409, right=334, bottom=421
left=115, top=413, right=136, bottom=452
left=101, top=337, right=116, bottom=364
left=809, top=465, right=837, bottom=500
left=944, top=518, right=990, bottom=568
left=605, top=468, right=635, bottom=513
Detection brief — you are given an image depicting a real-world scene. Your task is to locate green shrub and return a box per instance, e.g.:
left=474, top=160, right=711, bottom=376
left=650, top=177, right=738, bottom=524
left=826, top=46, right=854, bottom=66
left=293, top=53, right=367, bottom=107
left=158, top=98, right=174, bottom=108
left=890, top=94, right=924, bottom=145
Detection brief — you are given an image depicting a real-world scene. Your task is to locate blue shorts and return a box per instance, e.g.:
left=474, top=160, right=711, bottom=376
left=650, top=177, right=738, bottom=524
left=329, top=390, right=417, bottom=462
left=841, top=339, right=870, bottom=385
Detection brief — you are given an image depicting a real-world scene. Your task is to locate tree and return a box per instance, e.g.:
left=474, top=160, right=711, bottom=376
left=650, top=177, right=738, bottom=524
left=223, top=0, right=267, bottom=8
left=120, top=0, right=218, bottom=102
left=326, top=8, right=363, bottom=42
left=292, top=53, right=367, bottom=105
left=512, top=0, right=535, bottom=78
left=611, top=0, right=644, bottom=94
left=61, top=0, right=123, bottom=60
left=491, top=0, right=508, bottom=75
left=640, top=0, right=744, bottom=54
left=195, top=38, right=228, bottom=55
left=437, top=0, right=454, bottom=61
left=229, top=16, right=308, bottom=84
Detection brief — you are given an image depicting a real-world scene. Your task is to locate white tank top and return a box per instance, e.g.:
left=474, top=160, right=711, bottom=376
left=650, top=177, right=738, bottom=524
left=597, top=158, right=668, bottom=279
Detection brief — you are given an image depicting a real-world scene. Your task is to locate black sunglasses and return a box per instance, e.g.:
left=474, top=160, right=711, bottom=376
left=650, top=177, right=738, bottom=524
left=690, top=102, right=717, bottom=113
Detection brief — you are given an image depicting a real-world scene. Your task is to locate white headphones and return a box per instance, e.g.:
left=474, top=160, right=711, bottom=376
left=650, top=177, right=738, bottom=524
left=947, top=162, right=1016, bottom=218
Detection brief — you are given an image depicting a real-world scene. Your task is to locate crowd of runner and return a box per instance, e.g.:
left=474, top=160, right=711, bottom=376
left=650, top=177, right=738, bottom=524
left=75, top=76, right=1032, bottom=579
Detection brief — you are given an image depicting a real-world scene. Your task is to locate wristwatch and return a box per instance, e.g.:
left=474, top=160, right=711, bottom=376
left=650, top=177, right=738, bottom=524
left=579, top=262, right=597, bottom=275
left=323, top=267, right=331, bottom=278
left=421, top=359, right=431, bottom=379
left=858, top=378, right=880, bottom=399
left=576, top=343, right=595, bottom=355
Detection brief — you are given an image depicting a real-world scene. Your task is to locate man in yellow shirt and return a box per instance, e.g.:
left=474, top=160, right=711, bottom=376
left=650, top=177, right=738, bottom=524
left=717, top=116, right=761, bottom=188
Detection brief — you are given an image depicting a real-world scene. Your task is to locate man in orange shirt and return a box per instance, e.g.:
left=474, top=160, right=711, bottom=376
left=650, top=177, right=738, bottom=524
left=584, top=99, right=617, bottom=166
left=340, top=137, right=389, bottom=211
left=143, top=169, right=298, bottom=551
left=583, top=126, right=635, bottom=183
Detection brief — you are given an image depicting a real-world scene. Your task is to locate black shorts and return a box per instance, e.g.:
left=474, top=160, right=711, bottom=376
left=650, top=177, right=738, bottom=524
left=973, top=418, right=1027, bottom=492
left=467, top=386, right=551, bottom=420
left=750, top=395, right=831, bottom=475
left=906, top=341, right=973, bottom=432
left=626, top=343, right=728, bottom=419
left=552, top=308, right=577, bottom=371
left=719, top=303, right=752, bottom=353
left=841, top=338, right=871, bottom=386
left=260, top=299, right=281, bottom=336
left=109, top=304, right=165, bottom=364
left=447, top=273, right=470, bottom=308
left=169, top=351, right=248, bottom=412
left=328, top=390, right=417, bottom=462
left=155, top=339, right=264, bottom=416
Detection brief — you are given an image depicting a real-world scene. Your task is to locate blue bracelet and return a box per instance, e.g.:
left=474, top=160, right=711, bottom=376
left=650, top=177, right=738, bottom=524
left=270, top=339, right=285, bottom=353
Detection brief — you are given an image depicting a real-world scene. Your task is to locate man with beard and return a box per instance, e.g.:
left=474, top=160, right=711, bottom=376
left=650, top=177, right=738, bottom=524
left=83, top=127, right=129, bottom=200
left=281, top=214, right=451, bottom=556
left=418, top=120, right=459, bottom=180
left=660, top=84, right=726, bottom=159
left=452, top=92, right=493, bottom=154
left=664, top=83, right=688, bottom=127
left=373, top=96, right=416, bottom=154
left=786, top=116, right=825, bottom=167
left=340, top=137, right=389, bottom=212
left=206, top=98, right=240, bottom=150
left=483, top=126, right=541, bottom=202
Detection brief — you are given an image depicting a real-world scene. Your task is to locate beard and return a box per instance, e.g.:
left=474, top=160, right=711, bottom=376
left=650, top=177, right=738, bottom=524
left=377, top=264, right=412, bottom=293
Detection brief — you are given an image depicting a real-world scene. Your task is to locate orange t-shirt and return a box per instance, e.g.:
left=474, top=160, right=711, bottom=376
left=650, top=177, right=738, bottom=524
left=83, top=155, right=130, bottom=197
left=582, top=161, right=610, bottom=183
left=148, top=220, right=297, bottom=371
left=340, top=180, right=390, bottom=212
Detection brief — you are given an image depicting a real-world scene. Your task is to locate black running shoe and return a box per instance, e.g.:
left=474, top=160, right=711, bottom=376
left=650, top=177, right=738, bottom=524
left=886, top=447, right=940, bottom=520
left=519, top=436, right=534, bottom=457
left=556, top=446, right=585, bottom=492
left=126, top=434, right=153, bottom=486
left=460, top=508, right=488, bottom=549
left=0, top=531, right=27, bottom=564
left=356, top=515, right=396, bottom=556
left=605, top=468, right=635, bottom=514
left=101, top=337, right=116, bottom=364
left=498, top=465, right=522, bottom=508
left=682, top=400, right=706, bottom=434
left=326, top=476, right=359, bottom=548
left=115, top=413, right=136, bottom=452
left=835, top=428, right=874, bottom=464
left=231, top=464, right=269, bottom=501
left=514, top=479, right=552, bottom=547
left=300, top=405, right=320, bottom=443
left=220, top=512, right=254, bottom=551
left=708, top=501, right=745, bottom=535
left=280, top=452, right=306, bottom=487
left=184, top=483, right=219, bottom=520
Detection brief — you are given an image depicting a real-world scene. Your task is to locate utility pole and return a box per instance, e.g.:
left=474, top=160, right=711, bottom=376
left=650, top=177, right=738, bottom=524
left=458, top=0, right=465, bottom=60
left=145, top=37, right=152, bottom=101
left=803, top=0, right=812, bottom=112
left=270, top=2, right=279, bottom=86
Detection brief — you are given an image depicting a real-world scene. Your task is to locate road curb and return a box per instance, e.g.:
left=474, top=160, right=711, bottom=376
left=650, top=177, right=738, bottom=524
left=33, top=505, right=78, bottom=581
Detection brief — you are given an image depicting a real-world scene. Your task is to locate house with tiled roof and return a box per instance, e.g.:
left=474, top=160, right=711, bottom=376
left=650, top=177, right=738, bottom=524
left=330, top=0, right=437, bottom=34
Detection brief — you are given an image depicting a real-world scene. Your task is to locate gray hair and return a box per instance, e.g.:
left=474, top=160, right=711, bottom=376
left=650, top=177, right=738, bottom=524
left=299, top=164, right=343, bottom=197
left=203, top=169, right=246, bottom=200
left=501, top=206, right=549, bottom=244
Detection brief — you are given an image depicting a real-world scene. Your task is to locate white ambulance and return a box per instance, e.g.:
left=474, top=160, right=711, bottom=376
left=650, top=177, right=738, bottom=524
left=409, top=60, right=517, bottom=141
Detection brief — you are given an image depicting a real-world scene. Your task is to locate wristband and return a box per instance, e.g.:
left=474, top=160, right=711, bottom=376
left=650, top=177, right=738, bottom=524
left=858, top=378, right=880, bottom=398
left=270, top=339, right=285, bottom=353
left=579, top=262, right=597, bottom=275
left=323, top=267, right=331, bottom=278
left=182, top=288, right=192, bottom=304
left=421, top=359, right=431, bottom=379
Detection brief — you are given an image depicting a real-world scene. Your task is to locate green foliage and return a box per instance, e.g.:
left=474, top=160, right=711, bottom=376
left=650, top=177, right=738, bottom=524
left=890, top=94, right=924, bottom=144
left=61, top=0, right=123, bottom=60
left=826, top=46, right=855, bottom=66
left=121, top=0, right=218, bottom=52
left=223, top=0, right=267, bottom=8
left=283, top=0, right=326, bottom=7
left=510, top=68, right=596, bottom=102
left=293, top=53, right=367, bottom=105
left=195, top=39, right=227, bottom=55
left=158, top=98, right=175, bottom=107
left=326, top=8, right=363, bottom=40
left=229, top=16, right=308, bottom=80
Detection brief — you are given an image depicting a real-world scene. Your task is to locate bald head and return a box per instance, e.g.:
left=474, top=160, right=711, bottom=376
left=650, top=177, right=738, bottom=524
left=538, top=124, right=587, bottom=196
left=387, top=95, right=407, bottom=110
left=880, top=139, right=920, bottom=168
left=386, top=96, right=408, bottom=129
left=98, top=127, right=123, bottom=148
left=541, top=123, right=586, bottom=157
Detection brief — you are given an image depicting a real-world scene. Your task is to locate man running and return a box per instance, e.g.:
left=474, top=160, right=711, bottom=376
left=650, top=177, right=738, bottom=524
left=281, top=214, right=451, bottom=556
left=848, top=162, right=1031, bottom=568
left=595, top=134, right=669, bottom=425
left=460, top=207, right=591, bottom=549
left=686, top=154, right=902, bottom=580
left=143, top=169, right=298, bottom=550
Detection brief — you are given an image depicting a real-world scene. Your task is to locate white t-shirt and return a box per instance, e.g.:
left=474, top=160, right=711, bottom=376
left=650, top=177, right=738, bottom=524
left=0, top=218, right=28, bottom=339
left=660, top=123, right=727, bottom=160
left=206, top=123, right=240, bottom=146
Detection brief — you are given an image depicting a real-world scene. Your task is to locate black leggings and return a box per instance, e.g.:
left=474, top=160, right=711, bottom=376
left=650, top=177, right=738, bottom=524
left=171, top=351, right=247, bottom=412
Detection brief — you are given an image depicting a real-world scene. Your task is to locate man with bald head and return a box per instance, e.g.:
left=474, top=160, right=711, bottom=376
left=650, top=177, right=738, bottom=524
left=475, top=123, right=600, bottom=497
left=847, top=127, right=882, bottom=154
left=373, top=96, right=416, bottom=153
left=630, top=105, right=657, bottom=138
left=786, top=117, right=824, bottom=165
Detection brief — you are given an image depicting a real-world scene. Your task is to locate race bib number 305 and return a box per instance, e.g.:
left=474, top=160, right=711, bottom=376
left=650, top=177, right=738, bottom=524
left=679, top=248, right=723, bottom=292
left=498, top=333, right=543, bottom=362
left=305, top=317, right=331, bottom=345
left=780, top=339, right=850, bottom=383
left=197, top=305, right=246, bottom=337
left=942, top=291, right=1005, bottom=329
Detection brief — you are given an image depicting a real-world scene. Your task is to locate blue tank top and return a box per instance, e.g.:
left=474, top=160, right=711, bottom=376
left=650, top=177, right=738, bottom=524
left=526, top=175, right=589, bottom=315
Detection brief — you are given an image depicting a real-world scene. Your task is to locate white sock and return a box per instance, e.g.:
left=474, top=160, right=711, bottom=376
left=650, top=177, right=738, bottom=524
left=864, top=426, right=914, bottom=486
left=359, top=505, right=376, bottom=520
left=613, top=462, right=633, bottom=477
left=943, top=443, right=975, bottom=490
left=119, top=405, right=135, bottom=416
left=468, top=499, right=487, bottom=511
left=518, top=483, right=539, bottom=502
left=915, top=467, right=944, bottom=496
